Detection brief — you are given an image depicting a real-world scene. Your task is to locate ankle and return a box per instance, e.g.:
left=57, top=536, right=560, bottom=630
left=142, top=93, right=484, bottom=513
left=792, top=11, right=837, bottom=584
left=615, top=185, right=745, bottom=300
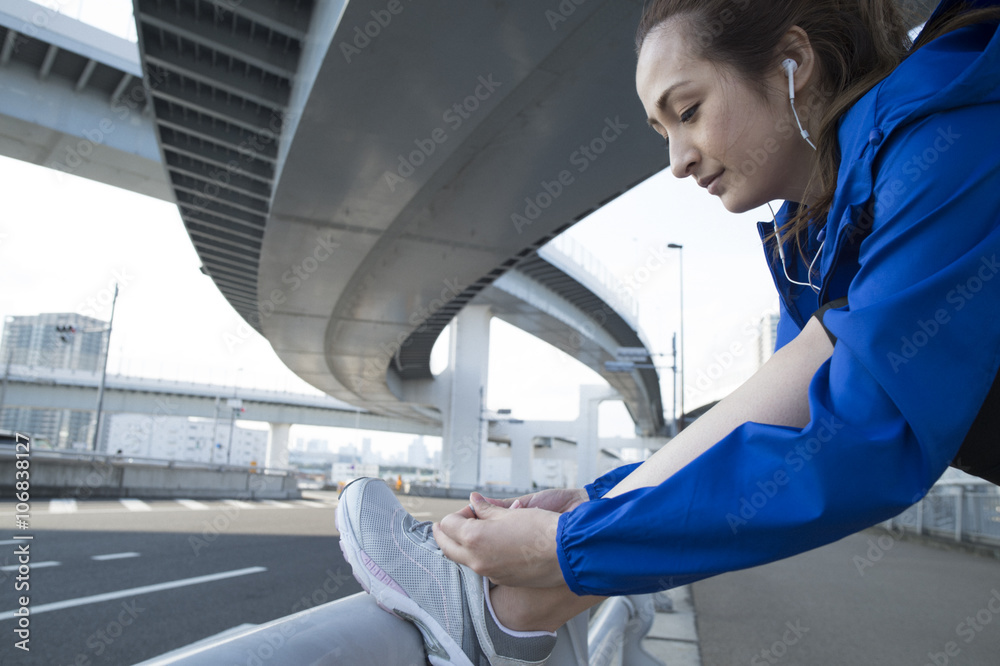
left=489, top=585, right=561, bottom=634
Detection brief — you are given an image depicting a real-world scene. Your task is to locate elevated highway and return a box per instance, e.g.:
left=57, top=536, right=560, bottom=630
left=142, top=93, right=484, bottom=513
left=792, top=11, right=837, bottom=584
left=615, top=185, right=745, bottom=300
left=1, top=0, right=677, bottom=485
left=0, top=364, right=437, bottom=434
left=125, top=0, right=670, bottom=445
left=0, top=0, right=166, bottom=199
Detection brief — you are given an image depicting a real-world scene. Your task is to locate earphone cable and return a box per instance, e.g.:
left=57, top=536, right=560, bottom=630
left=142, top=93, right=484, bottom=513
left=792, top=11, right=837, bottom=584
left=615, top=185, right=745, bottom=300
left=768, top=202, right=825, bottom=294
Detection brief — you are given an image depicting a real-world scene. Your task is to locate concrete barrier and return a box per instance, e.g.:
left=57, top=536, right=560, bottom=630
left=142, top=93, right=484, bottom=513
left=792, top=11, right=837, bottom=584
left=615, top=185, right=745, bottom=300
left=0, top=451, right=300, bottom=500
left=406, top=482, right=541, bottom=500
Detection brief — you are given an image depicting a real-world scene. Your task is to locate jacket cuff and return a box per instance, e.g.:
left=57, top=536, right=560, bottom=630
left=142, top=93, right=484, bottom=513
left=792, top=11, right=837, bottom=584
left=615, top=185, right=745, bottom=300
left=812, top=297, right=849, bottom=346
left=584, top=462, right=642, bottom=500
left=556, top=512, right=586, bottom=595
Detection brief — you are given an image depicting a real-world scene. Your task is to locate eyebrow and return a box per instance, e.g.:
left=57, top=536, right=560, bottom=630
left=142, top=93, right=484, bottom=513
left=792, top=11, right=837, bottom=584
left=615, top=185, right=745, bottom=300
left=647, top=80, right=692, bottom=126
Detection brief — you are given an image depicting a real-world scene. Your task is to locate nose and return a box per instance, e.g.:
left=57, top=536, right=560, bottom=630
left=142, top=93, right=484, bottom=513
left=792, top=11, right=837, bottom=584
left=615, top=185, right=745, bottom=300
left=669, top=135, right=699, bottom=180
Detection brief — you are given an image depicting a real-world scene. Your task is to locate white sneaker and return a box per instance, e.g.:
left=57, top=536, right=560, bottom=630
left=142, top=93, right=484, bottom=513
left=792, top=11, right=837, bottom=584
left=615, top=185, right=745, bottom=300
left=336, top=478, right=557, bottom=666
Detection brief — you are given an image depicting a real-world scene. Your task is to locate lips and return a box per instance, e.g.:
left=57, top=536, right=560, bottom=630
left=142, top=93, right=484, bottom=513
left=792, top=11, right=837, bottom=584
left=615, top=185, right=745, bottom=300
left=698, top=171, right=724, bottom=195
left=698, top=171, right=723, bottom=190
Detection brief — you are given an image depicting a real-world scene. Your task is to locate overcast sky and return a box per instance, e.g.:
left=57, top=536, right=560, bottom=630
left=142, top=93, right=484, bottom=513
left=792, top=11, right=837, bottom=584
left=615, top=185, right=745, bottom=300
left=0, top=1, right=781, bottom=455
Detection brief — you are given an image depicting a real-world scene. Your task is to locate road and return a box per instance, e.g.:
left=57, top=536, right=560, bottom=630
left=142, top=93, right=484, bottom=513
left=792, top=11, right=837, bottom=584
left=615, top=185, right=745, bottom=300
left=0, top=491, right=468, bottom=666
left=4, top=492, right=998, bottom=665
left=693, top=529, right=1000, bottom=665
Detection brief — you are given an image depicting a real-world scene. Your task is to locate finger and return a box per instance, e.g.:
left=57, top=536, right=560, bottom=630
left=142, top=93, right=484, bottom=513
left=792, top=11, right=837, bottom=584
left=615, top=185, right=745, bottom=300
left=469, top=492, right=498, bottom=518
left=439, top=509, right=473, bottom=539
left=479, top=496, right=514, bottom=508
left=454, top=504, right=476, bottom=519
left=433, top=523, right=471, bottom=565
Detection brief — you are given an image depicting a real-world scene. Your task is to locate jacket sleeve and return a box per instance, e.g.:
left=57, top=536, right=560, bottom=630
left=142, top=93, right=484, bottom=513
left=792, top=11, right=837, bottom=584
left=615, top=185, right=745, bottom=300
left=556, top=104, right=1000, bottom=597
left=585, top=463, right=642, bottom=500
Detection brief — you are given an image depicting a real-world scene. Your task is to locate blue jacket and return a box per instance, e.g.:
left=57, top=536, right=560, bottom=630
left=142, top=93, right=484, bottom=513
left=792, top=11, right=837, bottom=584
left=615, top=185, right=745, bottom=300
left=556, top=1, right=1000, bottom=596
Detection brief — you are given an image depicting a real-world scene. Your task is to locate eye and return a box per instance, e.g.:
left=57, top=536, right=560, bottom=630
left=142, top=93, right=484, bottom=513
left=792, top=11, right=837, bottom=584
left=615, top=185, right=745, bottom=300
left=680, top=103, right=700, bottom=123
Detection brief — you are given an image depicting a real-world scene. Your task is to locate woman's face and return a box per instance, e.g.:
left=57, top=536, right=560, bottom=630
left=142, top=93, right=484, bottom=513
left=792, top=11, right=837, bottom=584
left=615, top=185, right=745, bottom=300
left=636, top=18, right=815, bottom=213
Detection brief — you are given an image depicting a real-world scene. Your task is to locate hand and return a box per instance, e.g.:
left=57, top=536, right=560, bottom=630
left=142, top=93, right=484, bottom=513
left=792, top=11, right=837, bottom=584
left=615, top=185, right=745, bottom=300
left=478, top=487, right=589, bottom=514
left=433, top=492, right=567, bottom=588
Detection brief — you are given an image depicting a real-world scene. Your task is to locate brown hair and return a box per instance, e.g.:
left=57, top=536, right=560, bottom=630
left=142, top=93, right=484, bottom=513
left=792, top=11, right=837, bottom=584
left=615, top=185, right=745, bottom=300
left=636, top=0, right=1000, bottom=254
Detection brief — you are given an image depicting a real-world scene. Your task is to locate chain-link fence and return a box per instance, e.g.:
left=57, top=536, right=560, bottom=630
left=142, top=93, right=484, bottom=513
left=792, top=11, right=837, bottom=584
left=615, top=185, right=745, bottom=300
left=886, top=483, right=1000, bottom=548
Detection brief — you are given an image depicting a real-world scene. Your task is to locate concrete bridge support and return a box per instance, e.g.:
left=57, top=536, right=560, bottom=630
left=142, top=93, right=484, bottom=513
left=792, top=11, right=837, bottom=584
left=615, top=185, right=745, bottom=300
left=576, top=385, right=622, bottom=489
left=267, top=422, right=291, bottom=469
left=509, top=430, right=535, bottom=492
left=484, top=385, right=667, bottom=493
left=440, top=305, right=491, bottom=489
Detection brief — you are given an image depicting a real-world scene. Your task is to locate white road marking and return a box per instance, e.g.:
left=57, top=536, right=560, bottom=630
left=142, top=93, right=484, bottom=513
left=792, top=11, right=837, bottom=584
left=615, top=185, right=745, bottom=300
left=0, top=566, right=268, bottom=621
left=293, top=500, right=327, bottom=508
left=120, top=499, right=152, bottom=511
left=1, top=561, right=60, bottom=572
left=92, top=552, right=140, bottom=561
left=176, top=499, right=210, bottom=511
left=49, top=499, right=78, bottom=513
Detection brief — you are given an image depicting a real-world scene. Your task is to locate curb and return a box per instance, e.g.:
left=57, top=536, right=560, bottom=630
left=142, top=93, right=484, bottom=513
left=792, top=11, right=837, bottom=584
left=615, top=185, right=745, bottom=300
left=865, top=525, right=1000, bottom=562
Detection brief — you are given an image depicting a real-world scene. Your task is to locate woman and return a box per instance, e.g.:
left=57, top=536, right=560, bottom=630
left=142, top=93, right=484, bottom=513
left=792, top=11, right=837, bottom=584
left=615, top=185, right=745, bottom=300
left=336, top=1, right=1000, bottom=664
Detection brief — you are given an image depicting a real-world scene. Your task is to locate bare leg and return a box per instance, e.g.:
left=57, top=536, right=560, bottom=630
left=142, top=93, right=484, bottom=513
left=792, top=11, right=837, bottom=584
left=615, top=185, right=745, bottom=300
left=605, top=317, right=834, bottom=498
left=489, top=584, right=605, bottom=633
left=485, top=321, right=834, bottom=633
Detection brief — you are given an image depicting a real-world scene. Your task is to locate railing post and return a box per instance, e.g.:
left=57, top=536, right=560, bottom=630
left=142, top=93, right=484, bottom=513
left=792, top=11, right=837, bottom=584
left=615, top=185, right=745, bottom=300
left=587, top=595, right=664, bottom=666
left=621, top=595, right=663, bottom=666
left=955, top=487, right=963, bottom=543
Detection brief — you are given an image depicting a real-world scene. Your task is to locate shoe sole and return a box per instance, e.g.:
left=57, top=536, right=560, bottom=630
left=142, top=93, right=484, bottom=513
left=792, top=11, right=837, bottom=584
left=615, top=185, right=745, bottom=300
left=335, top=478, right=473, bottom=666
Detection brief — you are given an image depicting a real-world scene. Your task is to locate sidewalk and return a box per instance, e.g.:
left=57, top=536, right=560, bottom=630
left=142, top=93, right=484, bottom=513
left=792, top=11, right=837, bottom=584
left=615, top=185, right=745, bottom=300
left=691, top=531, right=1000, bottom=665
left=641, top=586, right=702, bottom=665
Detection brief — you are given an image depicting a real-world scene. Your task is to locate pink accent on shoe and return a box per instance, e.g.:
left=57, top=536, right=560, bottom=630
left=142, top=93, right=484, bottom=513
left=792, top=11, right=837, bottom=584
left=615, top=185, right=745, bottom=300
left=360, top=549, right=408, bottom=597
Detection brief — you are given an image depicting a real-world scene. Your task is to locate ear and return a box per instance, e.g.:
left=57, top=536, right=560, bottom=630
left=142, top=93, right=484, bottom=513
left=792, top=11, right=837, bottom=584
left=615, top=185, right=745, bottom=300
left=777, top=26, right=818, bottom=96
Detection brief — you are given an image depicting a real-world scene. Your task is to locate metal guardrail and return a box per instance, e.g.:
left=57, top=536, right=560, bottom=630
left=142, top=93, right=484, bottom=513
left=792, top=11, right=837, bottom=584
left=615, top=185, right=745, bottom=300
left=589, top=595, right=665, bottom=666
left=0, top=444, right=296, bottom=478
left=884, top=483, right=1000, bottom=548
left=0, top=443, right=301, bottom=500
left=135, top=591, right=664, bottom=665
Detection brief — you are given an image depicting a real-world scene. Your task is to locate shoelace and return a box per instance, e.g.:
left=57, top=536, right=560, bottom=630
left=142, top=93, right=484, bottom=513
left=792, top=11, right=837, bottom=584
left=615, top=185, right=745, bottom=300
left=408, top=519, right=436, bottom=542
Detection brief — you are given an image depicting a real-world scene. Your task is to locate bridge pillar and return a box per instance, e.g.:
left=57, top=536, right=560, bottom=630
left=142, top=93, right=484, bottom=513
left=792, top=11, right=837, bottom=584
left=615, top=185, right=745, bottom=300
left=266, top=423, right=292, bottom=469
left=510, top=429, right=534, bottom=492
left=441, top=305, right=491, bottom=489
left=576, top=385, right=620, bottom=488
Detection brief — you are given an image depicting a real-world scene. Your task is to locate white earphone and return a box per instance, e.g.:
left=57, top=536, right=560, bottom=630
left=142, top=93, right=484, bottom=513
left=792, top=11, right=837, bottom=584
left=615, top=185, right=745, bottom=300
left=770, top=202, right=824, bottom=293
left=782, top=58, right=799, bottom=99
left=770, top=61, right=823, bottom=292
left=782, top=58, right=817, bottom=151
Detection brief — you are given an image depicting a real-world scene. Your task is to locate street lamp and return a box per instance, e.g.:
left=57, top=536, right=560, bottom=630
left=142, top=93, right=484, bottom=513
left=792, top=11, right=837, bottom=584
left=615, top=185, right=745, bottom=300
left=92, top=283, right=119, bottom=452
left=668, top=243, right=685, bottom=432
left=57, top=290, right=120, bottom=451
